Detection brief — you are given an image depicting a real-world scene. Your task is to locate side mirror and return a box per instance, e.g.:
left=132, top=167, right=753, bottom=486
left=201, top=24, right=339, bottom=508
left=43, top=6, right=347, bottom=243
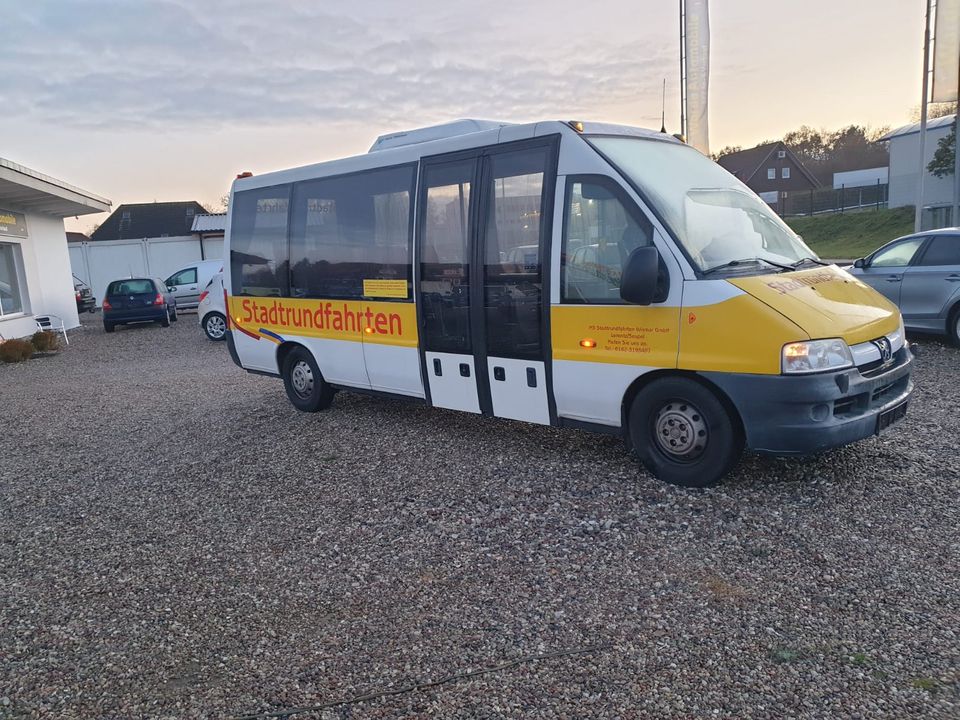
left=167, top=286, right=176, bottom=293
left=620, top=246, right=662, bottom=305
left=853, top=258, right=866, bottom=269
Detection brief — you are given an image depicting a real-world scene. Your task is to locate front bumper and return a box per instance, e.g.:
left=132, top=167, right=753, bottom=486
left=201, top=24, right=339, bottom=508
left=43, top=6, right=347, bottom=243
left=704, top=346, right=914, bottom=455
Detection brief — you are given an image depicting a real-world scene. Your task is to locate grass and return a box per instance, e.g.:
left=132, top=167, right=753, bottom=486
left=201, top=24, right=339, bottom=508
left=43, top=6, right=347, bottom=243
left=785, top=206, right=915, bottom=260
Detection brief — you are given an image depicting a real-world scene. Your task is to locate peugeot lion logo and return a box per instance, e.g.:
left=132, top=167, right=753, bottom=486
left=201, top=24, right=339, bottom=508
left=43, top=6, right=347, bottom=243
left=871, top=337, right=893, bottom=363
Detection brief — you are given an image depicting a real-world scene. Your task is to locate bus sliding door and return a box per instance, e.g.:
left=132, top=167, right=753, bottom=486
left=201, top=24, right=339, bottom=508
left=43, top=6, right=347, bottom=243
left=416, top=138, right=557, bottom=424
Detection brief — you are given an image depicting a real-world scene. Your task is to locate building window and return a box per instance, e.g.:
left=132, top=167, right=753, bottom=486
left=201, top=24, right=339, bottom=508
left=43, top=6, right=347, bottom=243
left=782, top=167, right=791, bottom=179
left=0, top=242, right=27, bottom=318
left=767, top=168, right=776, bottom=180
left=777, top=150, right=787, bottom=159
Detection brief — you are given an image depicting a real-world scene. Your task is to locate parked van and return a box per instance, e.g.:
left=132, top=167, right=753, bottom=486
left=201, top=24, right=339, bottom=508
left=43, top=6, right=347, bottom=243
left=222, top=120, right=913, bottom=487
left=164, top=259, right=222, bottom=309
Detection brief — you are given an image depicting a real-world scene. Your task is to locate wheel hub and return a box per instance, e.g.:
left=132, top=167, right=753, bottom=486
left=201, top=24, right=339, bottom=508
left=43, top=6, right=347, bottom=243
left=654, top=401, right=708, bottom=460
left=207, top=316, right=225, bottom=338
left=291, top=360, right=314, bottom=398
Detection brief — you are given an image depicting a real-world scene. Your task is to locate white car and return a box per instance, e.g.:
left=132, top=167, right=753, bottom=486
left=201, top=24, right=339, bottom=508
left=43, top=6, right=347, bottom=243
left=198, top=272, right=227, bottom=341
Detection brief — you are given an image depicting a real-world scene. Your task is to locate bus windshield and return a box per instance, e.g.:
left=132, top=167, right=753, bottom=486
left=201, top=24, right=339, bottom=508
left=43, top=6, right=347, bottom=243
left=588, top=136, right=816, bottom=273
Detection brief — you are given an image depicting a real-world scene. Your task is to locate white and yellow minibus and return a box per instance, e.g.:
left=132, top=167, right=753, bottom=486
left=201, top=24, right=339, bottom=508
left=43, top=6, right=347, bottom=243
left=223, top=119, right=913, bottom=486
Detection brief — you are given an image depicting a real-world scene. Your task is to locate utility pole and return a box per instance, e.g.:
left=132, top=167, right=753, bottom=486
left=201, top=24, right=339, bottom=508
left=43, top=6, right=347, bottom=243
left=916, top=0, right=933, bottom=232
left=954, top=49, right=960, bottom=226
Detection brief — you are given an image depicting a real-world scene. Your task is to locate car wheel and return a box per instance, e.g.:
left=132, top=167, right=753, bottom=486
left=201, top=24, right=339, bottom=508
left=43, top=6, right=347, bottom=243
left=104, top=322, right=115, bottom=333
left=628, top=376, right=743, bottom=488
left=946, top=306, right=960, bottom=347
left=160, top=306, right=171, bottom=328
left=282, top=346, right=335, bottom=412
left=203, top=312, right=227, bottom=341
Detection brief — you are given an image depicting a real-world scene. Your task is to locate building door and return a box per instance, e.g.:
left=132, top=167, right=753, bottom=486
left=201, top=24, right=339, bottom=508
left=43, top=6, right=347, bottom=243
left=416, top=139, right=557, bottom=423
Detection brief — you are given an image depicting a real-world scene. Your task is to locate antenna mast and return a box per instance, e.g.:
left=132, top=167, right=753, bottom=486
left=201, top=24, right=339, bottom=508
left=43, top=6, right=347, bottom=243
left=661, top=78, right=667, bottom=133
left=679, top=0, right=687, bottom=139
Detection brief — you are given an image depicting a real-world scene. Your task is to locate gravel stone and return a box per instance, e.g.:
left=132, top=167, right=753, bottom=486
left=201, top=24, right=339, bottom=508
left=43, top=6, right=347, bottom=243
left=0, top=314, right=957, bottom=718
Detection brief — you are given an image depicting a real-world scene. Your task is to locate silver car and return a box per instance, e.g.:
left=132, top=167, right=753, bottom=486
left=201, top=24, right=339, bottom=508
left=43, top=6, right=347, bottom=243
left=848, top=228, right=960, bottom=345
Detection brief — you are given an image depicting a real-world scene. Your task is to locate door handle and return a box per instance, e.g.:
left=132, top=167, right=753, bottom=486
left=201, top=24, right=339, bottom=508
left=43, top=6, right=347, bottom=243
left=885, top=276, right=902, bottom=282
left=459, top=363, right=471, bottom=377
left=433, top=358, right=442, bottom=376
left=493, top=366, right=505, bottom=381
left=526, top=368, right=537, bottom=388
left=947, top=275, right=960, bottom=282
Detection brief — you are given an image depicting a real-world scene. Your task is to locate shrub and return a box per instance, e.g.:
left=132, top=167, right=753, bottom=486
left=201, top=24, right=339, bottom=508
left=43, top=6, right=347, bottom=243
left=0, top=338, right=35, bottom=363
left=30, top=330, right=59, bottom=353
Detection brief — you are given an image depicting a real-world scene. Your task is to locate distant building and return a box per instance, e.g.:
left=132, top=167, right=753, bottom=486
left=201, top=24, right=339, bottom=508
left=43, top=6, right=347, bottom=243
left=0, top=156, right=109, bottom=338
left=190, top=213, right=226, bottom=260
left=90, top=200, right=208, bottom=241
left=717, top=141, right=820, bottom=209
left=833, top=167, right=889, bottom=190
left=65, top=231, right=89, bottom=244
left=881, top=114, right=956, bottom=227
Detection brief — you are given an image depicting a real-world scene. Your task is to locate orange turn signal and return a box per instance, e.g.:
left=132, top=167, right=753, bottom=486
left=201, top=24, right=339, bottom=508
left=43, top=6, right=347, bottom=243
left=580, top=338, right=596, bottom=348
left=364, top=326, right=374, bottom=334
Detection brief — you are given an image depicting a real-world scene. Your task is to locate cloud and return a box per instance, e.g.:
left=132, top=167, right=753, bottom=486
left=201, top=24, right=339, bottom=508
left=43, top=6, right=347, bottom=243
left=1, top=0, right=677, bottom=131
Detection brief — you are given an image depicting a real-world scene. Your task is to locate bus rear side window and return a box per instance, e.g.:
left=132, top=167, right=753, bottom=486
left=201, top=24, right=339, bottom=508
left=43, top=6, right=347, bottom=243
left=290, top=164, right=415, bottom=300
left=230, top=185, right=291, bottom=297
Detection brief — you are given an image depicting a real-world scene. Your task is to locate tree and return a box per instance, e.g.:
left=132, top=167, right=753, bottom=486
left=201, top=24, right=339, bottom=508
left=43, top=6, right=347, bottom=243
left=219, top=193, right=230, bottom=212
left=928, top=120, right=956, bottom=178
left=712, top=145, right=741, bottom=161
left=780, top=125, right=890, bottom=185
left=911, top=101, right=957, bottom=122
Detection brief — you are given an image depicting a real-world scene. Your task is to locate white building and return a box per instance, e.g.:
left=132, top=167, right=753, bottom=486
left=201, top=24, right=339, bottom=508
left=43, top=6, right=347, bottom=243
left=882, top=114, right=956, bottom=225
left=0, top=157, right=110, bottom=339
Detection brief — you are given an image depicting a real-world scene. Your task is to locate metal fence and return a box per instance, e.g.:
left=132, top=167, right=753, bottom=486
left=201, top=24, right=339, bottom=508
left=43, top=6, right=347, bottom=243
left=778, top=182, right=889, bottom=217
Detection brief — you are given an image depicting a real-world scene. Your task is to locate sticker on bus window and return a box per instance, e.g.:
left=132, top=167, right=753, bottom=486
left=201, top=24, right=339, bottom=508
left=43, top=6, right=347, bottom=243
left=363, top=279, right=408, bottom=299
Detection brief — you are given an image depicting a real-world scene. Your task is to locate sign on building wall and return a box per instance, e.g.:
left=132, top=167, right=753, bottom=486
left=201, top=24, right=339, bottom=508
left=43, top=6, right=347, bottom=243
left=0, top=209, right=28, bottom=238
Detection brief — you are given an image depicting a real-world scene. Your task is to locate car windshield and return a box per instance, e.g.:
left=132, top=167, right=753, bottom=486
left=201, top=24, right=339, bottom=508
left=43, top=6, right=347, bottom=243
left=108, top=279, right=155, bottom=295
left=588, top=136, right=816, bottom=273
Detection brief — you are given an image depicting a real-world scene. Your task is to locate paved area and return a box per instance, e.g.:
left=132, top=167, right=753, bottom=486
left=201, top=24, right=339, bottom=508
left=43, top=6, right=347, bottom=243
left=1, top=312, right=958, bottom=718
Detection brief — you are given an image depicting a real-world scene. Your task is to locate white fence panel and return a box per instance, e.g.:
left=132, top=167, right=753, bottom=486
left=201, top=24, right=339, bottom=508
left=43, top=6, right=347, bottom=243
left=145, top=236, right=203, bottom=280
left=68, top=236, right=221, bottom=306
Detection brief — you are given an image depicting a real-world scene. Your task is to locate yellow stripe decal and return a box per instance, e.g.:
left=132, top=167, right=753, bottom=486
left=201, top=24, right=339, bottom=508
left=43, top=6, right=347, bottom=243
left=227, top=296, right=418, bottom=348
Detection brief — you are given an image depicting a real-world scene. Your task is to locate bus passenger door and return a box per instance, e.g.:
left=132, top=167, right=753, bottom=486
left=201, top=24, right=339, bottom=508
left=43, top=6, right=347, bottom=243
left=476, top=141, right=557, bottom=425
left=418, top=155, right=482, bottom=413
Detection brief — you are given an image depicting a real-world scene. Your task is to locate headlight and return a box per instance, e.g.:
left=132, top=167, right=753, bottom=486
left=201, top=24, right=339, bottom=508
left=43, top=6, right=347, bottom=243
left=782, top=338, right=853, bottom=374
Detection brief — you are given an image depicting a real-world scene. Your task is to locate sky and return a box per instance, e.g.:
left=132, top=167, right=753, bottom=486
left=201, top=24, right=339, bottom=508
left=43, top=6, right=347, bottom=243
left=0, top=0, right=927, bottom=233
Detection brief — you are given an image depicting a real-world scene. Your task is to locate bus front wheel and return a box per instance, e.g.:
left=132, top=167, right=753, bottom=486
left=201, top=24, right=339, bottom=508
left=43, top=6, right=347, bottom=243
left=282, top=346, right=335, bottom=412
left=628, top=377, right=742, bottom=488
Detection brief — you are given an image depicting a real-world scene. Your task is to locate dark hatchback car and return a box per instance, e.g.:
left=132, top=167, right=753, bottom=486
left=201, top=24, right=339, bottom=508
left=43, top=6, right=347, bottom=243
left=73, top=274, right=96, bottom=313
left=102, top=277, right=178, bottom=333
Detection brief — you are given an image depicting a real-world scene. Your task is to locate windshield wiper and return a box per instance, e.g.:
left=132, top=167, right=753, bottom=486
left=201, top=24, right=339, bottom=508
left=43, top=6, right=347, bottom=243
left=791, top=256, right=829, bottom=268
left=702, top=257, right=793, bottom=276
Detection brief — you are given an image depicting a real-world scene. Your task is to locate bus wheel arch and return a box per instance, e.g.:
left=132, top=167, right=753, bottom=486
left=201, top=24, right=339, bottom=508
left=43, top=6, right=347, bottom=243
left=621, top=370, right=745, bottom=487
left=278, top=342, right=336, bottom=412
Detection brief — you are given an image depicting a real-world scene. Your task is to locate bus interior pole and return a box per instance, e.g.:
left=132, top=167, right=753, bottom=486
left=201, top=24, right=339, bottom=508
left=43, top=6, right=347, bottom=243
left=916, top=0, right=932, bottom=233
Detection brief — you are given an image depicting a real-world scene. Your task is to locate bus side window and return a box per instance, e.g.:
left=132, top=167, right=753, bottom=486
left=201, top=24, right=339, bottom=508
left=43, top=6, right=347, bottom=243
left=290, top=164, right=415, bottom=300
left=230, top=185, right=292, bottom=297
left=561, top=177, right=653, bottom=304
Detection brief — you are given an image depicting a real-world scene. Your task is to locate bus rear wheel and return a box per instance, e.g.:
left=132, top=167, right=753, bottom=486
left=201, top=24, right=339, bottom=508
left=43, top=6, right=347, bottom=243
left=628, top=377, right=742, bottom=488
left=282, top=346, right=335, bottom=412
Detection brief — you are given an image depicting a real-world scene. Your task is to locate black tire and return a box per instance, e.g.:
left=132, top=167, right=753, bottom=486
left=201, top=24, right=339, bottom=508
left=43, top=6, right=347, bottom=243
left=282, top=346, right=335, bottom=412
left=104, top=322, right=115, bottom=333
left=203, top=312, right=227, bottom=341
left=948, top=306, right=960, bottom=347
left=170, top=307, right=178, bottom=322
left=160, top=306, right=171, bottom=328
left=628, top=376, right=743, bottom=488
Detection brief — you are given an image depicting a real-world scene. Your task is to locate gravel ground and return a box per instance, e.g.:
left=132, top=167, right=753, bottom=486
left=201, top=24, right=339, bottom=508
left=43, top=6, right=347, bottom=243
left=1, top=312, right=958, bottom=719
